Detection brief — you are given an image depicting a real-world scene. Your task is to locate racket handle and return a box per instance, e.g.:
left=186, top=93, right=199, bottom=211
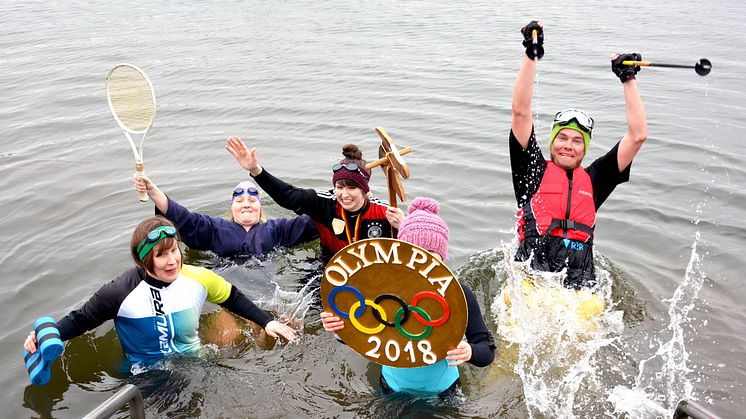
left=135, top=161, right=149, bottom=202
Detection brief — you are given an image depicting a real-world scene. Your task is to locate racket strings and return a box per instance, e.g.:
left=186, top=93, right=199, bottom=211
left=107, top=67, right=155, bottom=133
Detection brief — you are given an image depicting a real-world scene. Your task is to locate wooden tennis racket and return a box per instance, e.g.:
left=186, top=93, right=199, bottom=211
left=105, top=64, right=156, bottom=202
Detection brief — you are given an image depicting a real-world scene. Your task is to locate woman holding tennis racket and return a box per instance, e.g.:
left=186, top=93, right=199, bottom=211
left=23, top=216, right=297, bottom=378
left=133, top=176, right=318, bottom=260
left=225, top=136, right=405, bottom=264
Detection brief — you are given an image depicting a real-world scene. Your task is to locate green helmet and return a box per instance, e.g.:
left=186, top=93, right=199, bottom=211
left=549, top=109, right=594, bottom=155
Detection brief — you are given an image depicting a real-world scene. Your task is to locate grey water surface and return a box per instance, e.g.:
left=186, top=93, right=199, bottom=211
left=1, top=0, right=744, bottom=417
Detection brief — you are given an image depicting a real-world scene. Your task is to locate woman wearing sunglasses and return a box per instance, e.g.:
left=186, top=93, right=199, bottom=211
left=23, top=216, right=296, bottom=376
left=510, top=21, right=648, bottom=290
left=134, top=174, right=318, bottom=261
left=225, top=137, right=404, bottom=264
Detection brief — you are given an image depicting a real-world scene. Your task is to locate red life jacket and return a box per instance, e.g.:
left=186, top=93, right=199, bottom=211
left=517, top=161, right=596, bottom=243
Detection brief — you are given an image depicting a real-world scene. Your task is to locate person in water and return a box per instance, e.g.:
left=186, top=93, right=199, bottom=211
left=321, top=197, right=496, bottom=396
left=510, top=21, right=648, bottom=289
left=225, top=136, right=405, bottom=264
left=23, top=216, right=297, bottom=374
left=134, top=175, right=318, bottom=260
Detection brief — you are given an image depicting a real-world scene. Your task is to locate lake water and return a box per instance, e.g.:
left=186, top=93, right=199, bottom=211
left=1, top=0, right=745, bottom=417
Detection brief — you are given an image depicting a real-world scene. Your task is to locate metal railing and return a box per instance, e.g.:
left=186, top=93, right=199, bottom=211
left=79, top=384, right=721, bottom=419
left=673, top=400, right=721, bottom=419
left=83, top=384, right=145, bottom=419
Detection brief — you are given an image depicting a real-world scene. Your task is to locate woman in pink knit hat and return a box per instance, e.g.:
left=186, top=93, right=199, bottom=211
left=321, top=197, right=496, bottom=397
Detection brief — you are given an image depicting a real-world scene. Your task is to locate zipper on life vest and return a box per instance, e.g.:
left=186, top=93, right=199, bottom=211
left=564, top=170, right=573, bottom=239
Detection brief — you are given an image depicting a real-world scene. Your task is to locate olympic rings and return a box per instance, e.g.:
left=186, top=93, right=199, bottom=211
left=373, top=294, right=409, bottom=327
left=328, top=285, right=366, bottom=319
left=394, top=306, right=432, bottom=340
left=325, top=285, right=451, bottom=339
left=348, top=300, right=387, bottom=334
left=410, top=291, right=450, bottom=327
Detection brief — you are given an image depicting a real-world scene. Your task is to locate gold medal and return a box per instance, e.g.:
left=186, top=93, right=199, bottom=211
left=332, top=218, right=346, bottom=235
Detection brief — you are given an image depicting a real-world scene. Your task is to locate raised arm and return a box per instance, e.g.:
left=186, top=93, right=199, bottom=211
left=226, top=136, right=263, bottom=176
left=133, top=174, right=169, bottom=214
left=511, top=21, right=543, bottom=149
left=226, top=136, right=329, bottom=219
left=611, top=54, right=648, bottom=172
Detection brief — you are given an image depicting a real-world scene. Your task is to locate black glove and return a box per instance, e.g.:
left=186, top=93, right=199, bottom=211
left=611, top=53, right=642, bottom=83
left=520, top=21, right=544, bottom=60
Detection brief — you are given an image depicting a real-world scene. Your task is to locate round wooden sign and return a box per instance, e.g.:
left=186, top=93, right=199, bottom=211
left=320, top=238, right=467, bottom=368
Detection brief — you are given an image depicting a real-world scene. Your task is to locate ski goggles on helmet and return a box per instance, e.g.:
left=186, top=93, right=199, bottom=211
left=232, top=186, right=260, bottom=199
left=553, top=109, right=594, bottom=134
left=332, top=162, right=369, bottom=180
left=137, top=226, right=178, bottom=260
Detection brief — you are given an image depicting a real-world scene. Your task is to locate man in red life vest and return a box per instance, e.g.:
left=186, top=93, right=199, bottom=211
left=510, top=21, right=648, bottom=289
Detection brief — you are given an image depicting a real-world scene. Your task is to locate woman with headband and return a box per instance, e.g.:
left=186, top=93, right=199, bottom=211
left=23, top=216, right=296, bottom=382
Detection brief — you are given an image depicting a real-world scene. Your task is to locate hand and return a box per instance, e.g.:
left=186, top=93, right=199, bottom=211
left=24, top=330, right=38, bottom=353
left=320, top=311, right=344, bottom=335
left=445, top=341, right=472, bottom=366
left=226, top=136, right=262, bottom=176
left=133, top=173, right=169, bottom=213
left=611, top=53, right=642, bottom=83
left=520, top=20, right=544, bottom=60
left=264, top=320, right=297, bottom=342
left=385, top=206, right=404, bottom=229
left=133, top=173, right=156, bottom=194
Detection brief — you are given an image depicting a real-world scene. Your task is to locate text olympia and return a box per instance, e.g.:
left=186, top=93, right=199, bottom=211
left=321, top=238, right=467, bottom=368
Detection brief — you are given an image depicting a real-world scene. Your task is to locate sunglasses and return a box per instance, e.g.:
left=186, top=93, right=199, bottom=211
left=553, top=109, right=594, bottom=133
left=232, top=187, right=260, bottom=199
left=137, top=226, right=178, bottom=261
left=332, top=163, right=369, bottom=180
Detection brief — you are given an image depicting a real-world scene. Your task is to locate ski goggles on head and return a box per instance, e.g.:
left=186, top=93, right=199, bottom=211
left=232, top=187, right=260, bottom=199
left=332, top=163, right=369, bottom=180
left=137, top=226, right=178, bottom=260
left=553, top=109, right=594, bottom=134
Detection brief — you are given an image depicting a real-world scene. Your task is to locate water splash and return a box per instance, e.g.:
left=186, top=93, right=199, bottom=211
left=609, top=232, right=705, bottom=416
left=209, top=245, right=324, bottom=333
left=490, top=241, right=624, bottom=418
left=261, top=272, right=322, bottom=333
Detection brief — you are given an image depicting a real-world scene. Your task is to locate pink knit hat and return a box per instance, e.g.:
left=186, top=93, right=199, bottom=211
left=397, top=197, right=449, bottom=260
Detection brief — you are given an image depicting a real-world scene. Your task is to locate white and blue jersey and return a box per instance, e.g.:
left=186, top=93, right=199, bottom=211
left=57, top=265, right=272, bottom=369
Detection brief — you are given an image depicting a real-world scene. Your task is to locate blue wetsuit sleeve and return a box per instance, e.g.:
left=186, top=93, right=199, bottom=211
left=268, top=215, right=319, bottom=248
left=252, top=169, right=328, bottom=220
left=56, top=270, right=138, bottom=341
left=219, top=285, right=273, bottom=328
left=162, top=197, right=231, bottom=253
left=462, top=284, right=496, bottom=367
